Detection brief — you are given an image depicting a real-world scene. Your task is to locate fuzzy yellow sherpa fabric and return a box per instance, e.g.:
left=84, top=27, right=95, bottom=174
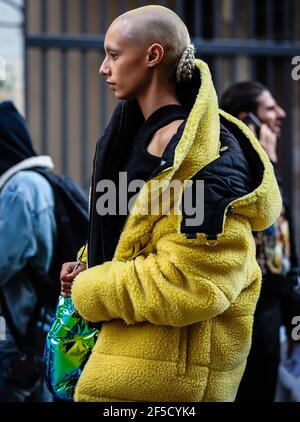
left=72, top=60, right=282, bottom=402
left=77, top=244, right=87, bottom=265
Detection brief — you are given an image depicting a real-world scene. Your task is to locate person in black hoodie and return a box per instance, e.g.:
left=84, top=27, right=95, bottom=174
left=220, top=81, right=300, bottom=402
left=0, top=101, right=56, bottom=401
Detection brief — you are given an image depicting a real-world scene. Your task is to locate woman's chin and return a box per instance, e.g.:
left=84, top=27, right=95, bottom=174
left=114, top=92, right=132, bottom=100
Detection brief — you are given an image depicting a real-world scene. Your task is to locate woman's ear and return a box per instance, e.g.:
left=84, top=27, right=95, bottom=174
left=147, top=43, right=164, bottom=68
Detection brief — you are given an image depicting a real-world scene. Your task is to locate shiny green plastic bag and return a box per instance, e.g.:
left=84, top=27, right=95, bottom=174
left=44, top=295, right=99, bottom=401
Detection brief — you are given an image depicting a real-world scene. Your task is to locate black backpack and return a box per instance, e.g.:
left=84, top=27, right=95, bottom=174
left=31, top=168, right=89, bottom=309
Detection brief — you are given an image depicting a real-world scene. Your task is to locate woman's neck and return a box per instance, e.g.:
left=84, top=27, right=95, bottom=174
left=138, top=80, right=180, bottom=120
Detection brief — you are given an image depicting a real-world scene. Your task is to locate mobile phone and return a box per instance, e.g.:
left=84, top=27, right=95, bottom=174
left=242, top=112, right=262, bottom=137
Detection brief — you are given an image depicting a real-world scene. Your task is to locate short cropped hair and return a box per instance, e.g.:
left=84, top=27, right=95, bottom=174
left=114, top=6, right=191, bottom=76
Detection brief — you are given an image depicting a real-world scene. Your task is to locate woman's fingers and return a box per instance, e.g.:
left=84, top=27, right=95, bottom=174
left=61, top=291, right=72, bottom=298
left=61, top=280, right=73, bottom=296
left=60, top=262, right=87, bottom=296
left=61, top=272, right=76, bottom=282
left=60, top=261, right=77, bottom=282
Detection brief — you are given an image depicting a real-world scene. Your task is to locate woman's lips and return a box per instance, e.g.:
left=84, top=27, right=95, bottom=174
left=107, top=81, right=116, bottom=90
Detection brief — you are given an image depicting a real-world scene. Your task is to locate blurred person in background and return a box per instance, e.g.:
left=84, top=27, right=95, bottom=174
left=0, top=101, right=56, bottom=402
left=221, top=81, right=300, bottom=402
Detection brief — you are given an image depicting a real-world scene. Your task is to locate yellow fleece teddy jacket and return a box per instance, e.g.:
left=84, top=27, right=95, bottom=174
left=72, top=60, right=282, bottom=402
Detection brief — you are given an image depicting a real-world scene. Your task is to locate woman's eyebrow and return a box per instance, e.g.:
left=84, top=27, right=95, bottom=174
left=104, top=44, right=120, bottom=53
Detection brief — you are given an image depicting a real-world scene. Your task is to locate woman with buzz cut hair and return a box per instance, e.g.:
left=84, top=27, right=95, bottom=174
left=60, top=5, right=282, bottom=402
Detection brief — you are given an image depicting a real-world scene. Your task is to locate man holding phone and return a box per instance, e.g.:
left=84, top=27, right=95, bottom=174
left=220, top=81, right=300, bottom=402
left=221, top=81, right=285, bottom=163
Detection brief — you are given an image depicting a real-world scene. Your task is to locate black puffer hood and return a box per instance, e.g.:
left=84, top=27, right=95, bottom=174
left=0, top=101, right=37, bottom=176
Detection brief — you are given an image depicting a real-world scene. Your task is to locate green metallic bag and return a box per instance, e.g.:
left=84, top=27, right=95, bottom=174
left=44, top=295, right=99, bottom=401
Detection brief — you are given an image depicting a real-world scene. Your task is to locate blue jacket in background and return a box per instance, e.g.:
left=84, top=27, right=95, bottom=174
left=0, top=170, right=56, bottom=335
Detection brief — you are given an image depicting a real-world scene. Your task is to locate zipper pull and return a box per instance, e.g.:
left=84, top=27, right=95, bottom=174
left=205, top=234, right=219, bottom=246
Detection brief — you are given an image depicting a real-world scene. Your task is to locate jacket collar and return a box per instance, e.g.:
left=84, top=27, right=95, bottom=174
left=0, top=155, right=54, bottom=191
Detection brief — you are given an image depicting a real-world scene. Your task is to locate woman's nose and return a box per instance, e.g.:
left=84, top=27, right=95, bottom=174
left=99, top=58, right=110, bottom=76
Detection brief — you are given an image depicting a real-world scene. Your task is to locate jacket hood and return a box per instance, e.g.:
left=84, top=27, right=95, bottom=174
left=218, top=109, right=282, bottom=232
left=128, top=59, right=282, bottom=236
left=0, top=101, right=38, bottom=177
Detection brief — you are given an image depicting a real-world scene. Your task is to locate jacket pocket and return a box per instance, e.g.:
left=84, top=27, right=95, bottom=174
left=177, top=326, right=188, bottom=375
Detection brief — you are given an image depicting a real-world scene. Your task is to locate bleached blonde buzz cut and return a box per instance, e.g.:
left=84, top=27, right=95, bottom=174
left=112, top=5, right=191, bottom=77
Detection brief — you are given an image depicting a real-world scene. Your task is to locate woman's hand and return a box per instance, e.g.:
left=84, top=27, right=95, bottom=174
left=60, top=261, right=86, bottom=297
